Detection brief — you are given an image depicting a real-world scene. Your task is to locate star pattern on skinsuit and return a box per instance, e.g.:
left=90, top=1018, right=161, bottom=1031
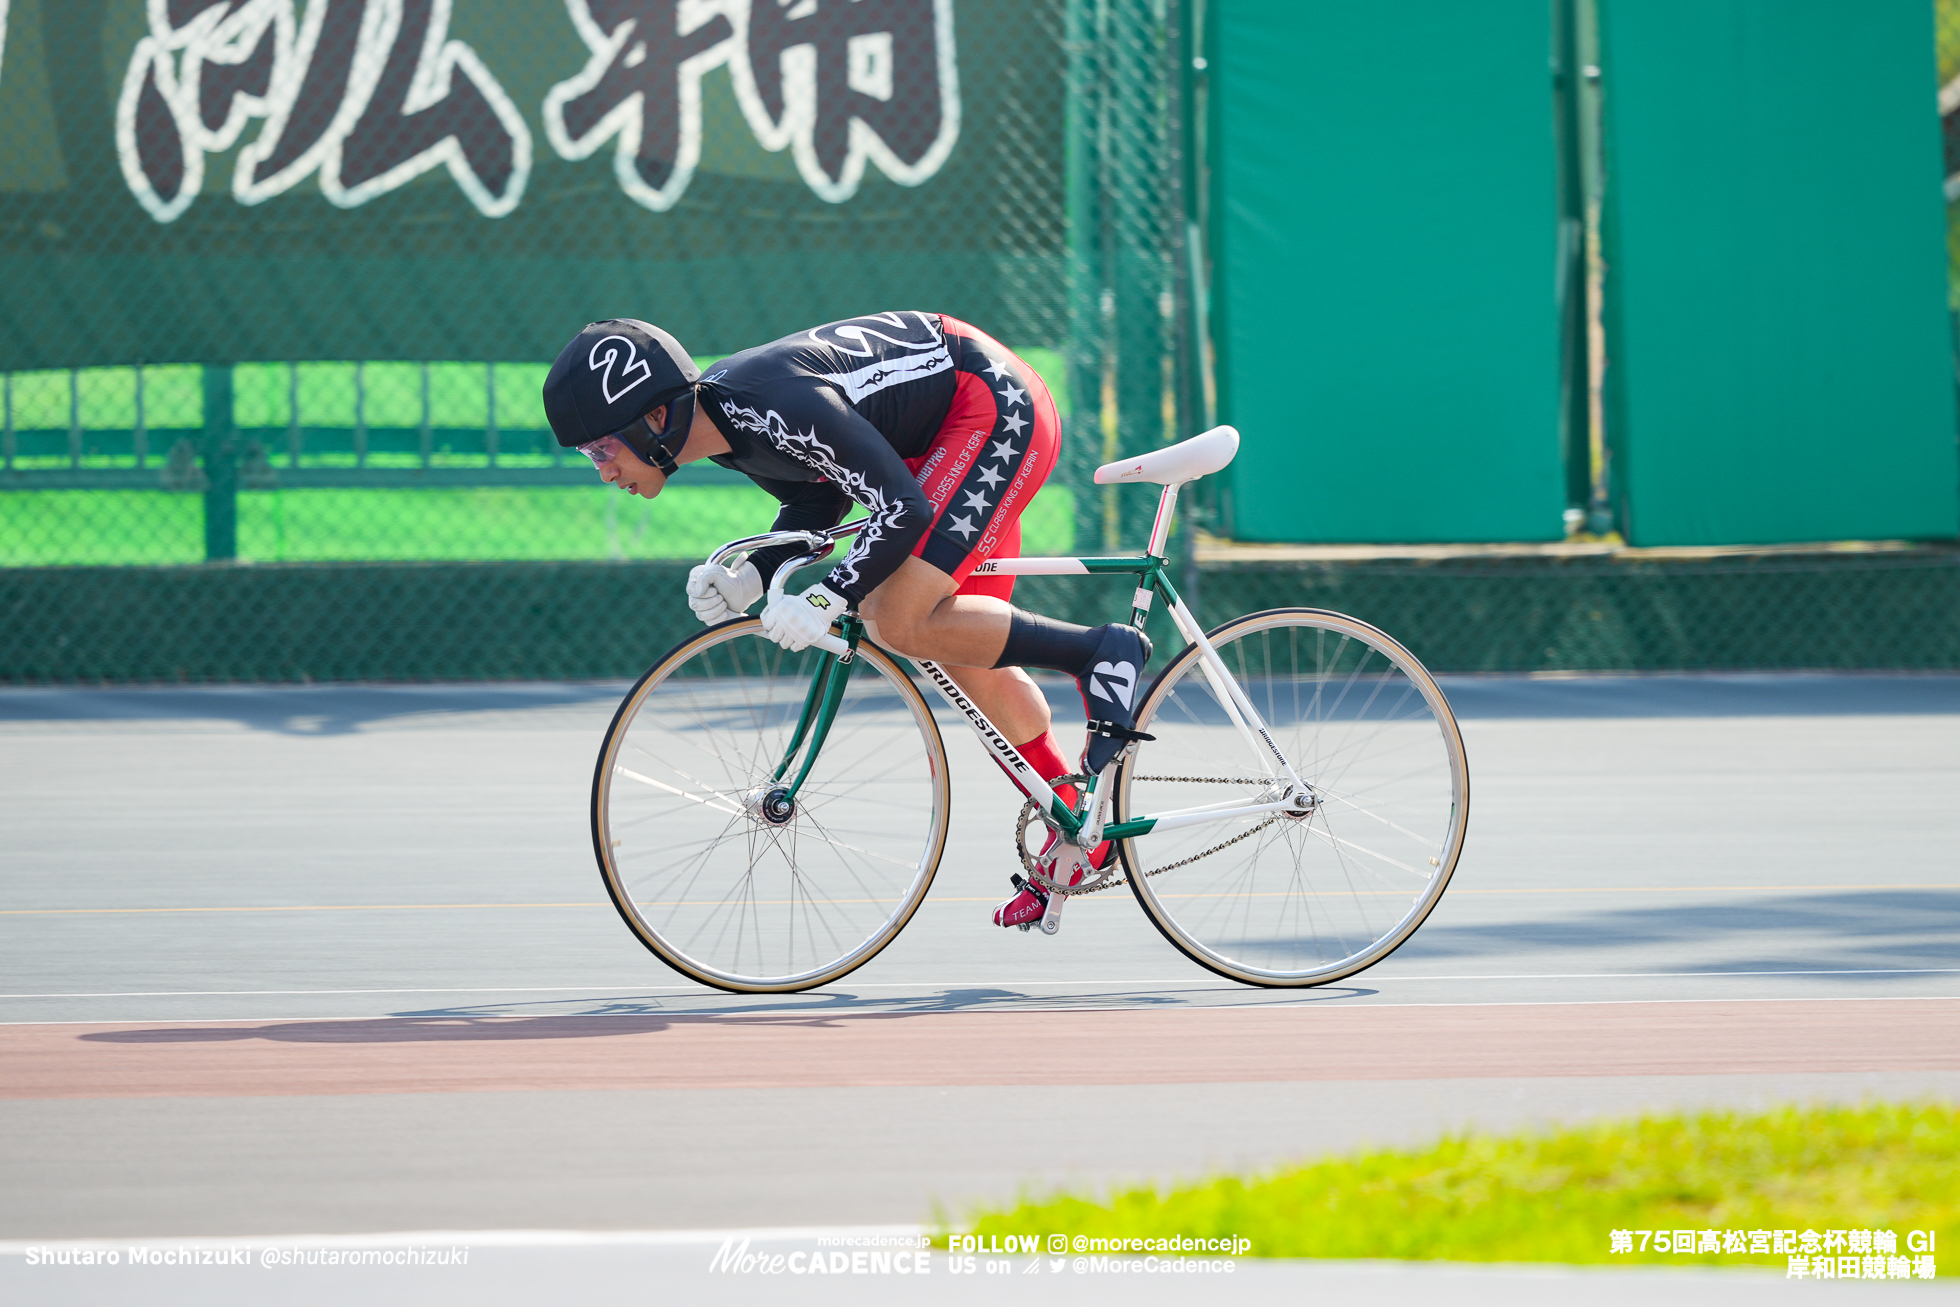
left=961, top=489, right=991, bottom=512
left=989, top=438, right=1019, bottom=461
left=997, top=382, right=1028, bottom=407
left=948, top=513, right=979, bottom=539
left=983, top=357, right=1014, bottom=381
left=1000, top=412, right=1029, bottom=436
left=975, top=465, right=1005, bottom=488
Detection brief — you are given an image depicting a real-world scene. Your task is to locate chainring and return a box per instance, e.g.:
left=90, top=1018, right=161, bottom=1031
left=1013, top=775, right=1122, bottom=896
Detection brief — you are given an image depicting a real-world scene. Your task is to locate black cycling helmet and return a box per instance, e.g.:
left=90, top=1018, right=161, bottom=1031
left=543, top=319, right=700, bottom=471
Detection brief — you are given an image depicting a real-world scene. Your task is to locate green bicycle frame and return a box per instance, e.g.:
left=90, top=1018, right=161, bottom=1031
left=731, top=451, right=1311, bottom=856
left=769, top=555, right=1182, bottom=841
left=771, top=613, right=866, bottom=800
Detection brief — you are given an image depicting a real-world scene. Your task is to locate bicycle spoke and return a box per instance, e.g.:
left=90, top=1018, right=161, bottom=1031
left=593, top=624, right=948, bottom=992
left=1116, top=611, right=1467, bottom=985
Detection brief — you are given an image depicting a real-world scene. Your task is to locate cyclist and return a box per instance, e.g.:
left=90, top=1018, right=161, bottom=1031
left=543, top=313, right=1150, bottom=929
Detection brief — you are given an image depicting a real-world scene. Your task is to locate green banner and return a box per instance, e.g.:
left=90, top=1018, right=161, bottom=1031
left=1599, top=0, right=1958, bottom=546
left=0, top=0, right=1065, bottom=368
left=1211, top=0, right=1568, bottom=544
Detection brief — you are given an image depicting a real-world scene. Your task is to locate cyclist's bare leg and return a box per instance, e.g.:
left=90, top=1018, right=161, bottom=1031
left=940, top=663, right=1052, bottom=747
left=859, top=556, right=1008, bottom=662
left=859, top=557, right=1050, bottom=743
left=863, top=558, right=1129, bottom=928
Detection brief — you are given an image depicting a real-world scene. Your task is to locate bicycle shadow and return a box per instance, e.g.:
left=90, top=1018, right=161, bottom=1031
left=75, top=985, right=1377, bottom=1045
left=395, top=982, right=1374, bottom=1020
left=77, top=1014, right=678, bottom=1045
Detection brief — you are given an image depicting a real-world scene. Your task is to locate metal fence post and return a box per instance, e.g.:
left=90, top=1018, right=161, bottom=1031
left=134, top=364, right=148, bottom=469
left=1170, top=0, right=1207, bottom=615
left=1111, top=0, right=1174, bottom=553
left=201, top=364, right=238, bottom=561
left=419, top=362, right=433, bottom=469
left=1553, top=0, right=1593, bottom=532
left=1065, top=0, right=1106, bottom=559
left=287, top=362, right=302, bottom=469
left=354, top=361, right=367, bottom=468
left=485, top=362, right=499, bottom=467
left=68, top=369, right=82, bottom=468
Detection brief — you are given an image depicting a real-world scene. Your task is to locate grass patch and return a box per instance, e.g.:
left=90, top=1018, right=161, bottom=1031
left=956, top=1103, right=1958, bottom=1267
left=1, top=484, right=1076, bottom=565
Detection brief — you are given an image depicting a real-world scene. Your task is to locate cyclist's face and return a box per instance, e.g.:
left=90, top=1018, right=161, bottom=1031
left=582, top=409, right=667, bottom=498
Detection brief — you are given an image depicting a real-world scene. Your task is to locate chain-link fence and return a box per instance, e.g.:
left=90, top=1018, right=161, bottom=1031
left=1, top=0, right=1189, bottom=569
left=5, top=548, right=1955, bottom=684
left=3, top=1, right=1956, bottom=683
left=0, top=351, right=1076, bottom=564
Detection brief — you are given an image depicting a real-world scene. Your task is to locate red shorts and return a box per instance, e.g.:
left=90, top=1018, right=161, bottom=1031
left=905, top=316, right=1062, bottom=602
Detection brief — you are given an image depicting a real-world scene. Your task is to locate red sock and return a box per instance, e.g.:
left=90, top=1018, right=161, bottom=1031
left=1014, top=730, right=1075, bottom=801
left=988, top=730, right=1083, bottom=808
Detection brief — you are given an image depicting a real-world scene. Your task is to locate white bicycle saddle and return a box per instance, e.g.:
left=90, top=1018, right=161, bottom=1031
left=1093, top=424, right=1240, bottom=486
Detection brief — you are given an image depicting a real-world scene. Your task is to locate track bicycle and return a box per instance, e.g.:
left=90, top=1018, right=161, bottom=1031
left=591, top=425, right=1469, bottom=993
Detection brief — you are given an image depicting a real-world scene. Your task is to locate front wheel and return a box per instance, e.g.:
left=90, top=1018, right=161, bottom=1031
left=1112, top=608, right=1469, bottom=986
left=592, top=619, right=950, bottom=993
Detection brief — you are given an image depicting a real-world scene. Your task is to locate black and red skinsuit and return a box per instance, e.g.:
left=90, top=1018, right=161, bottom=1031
left=696, top=311, right=1060, bottom=604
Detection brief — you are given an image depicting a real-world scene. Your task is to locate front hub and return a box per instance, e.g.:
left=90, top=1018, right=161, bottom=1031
left=759, top=787, right=797, bottom=825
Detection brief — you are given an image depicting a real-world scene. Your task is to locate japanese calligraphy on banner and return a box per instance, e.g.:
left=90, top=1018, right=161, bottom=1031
left=0, top=0, right=1054, bottom=370
left=117, top=0, right=956, bottom=222
left=546, top=0, right=958, bottom=210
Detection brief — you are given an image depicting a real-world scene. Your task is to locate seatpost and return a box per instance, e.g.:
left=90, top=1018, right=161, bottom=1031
left=1146, top=482, right=1183, bottom=557
left=1133, top=482, right=1185, bottom=630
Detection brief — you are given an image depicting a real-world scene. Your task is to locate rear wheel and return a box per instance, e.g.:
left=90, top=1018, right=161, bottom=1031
left=592, top=619, right=950, bottom=993
left=1113, top=608, right=1468, bottom=986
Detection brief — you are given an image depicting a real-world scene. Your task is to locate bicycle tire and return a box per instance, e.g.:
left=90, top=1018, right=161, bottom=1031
left=1112, top=607, right=1469, bottom=987
left=592, top=618, right=950, bottom=993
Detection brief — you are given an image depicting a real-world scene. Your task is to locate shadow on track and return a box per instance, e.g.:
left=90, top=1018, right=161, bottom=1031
left=1435, top=673, right=1960, bottom=719
left=75, top=984, right=1377, bottom=1042
left=0, top=683, right=628, bottom=735
left=1394, top=887, right=1960, bottom=974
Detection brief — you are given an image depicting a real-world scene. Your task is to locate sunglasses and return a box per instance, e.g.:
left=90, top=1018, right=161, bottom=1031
left=576, top=434, right=631, bottom=467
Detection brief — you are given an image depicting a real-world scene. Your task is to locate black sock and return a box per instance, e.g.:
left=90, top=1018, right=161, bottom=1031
left=993, top=610, right=1107, bottom=675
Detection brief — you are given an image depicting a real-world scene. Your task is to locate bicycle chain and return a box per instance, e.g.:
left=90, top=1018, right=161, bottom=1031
left=1016, top=775, right=1286, bottom=896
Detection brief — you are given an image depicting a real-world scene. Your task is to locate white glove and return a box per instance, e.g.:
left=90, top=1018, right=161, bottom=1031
left=760, top=581, right=849, bottom=652
left=686, top=561, right=763, bottom=625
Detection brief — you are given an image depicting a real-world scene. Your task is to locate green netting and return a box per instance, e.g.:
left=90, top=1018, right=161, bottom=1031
left=1187, top=550, right=1960, bottom=674
left=4, top=549, right=1954, bottom=685
left=0, top=342, right=1080, bottom=564
left=1, top=0, right=1186, bottom=577
left=7, top=2, right=1951, bottom=684
left=0, top=483, right=1076, bottom=567
left=0, top=1, right=1081, bottom=364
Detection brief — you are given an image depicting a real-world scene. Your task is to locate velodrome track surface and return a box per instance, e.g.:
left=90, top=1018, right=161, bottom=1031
left=2, top=673, right=1956, bottom=1303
